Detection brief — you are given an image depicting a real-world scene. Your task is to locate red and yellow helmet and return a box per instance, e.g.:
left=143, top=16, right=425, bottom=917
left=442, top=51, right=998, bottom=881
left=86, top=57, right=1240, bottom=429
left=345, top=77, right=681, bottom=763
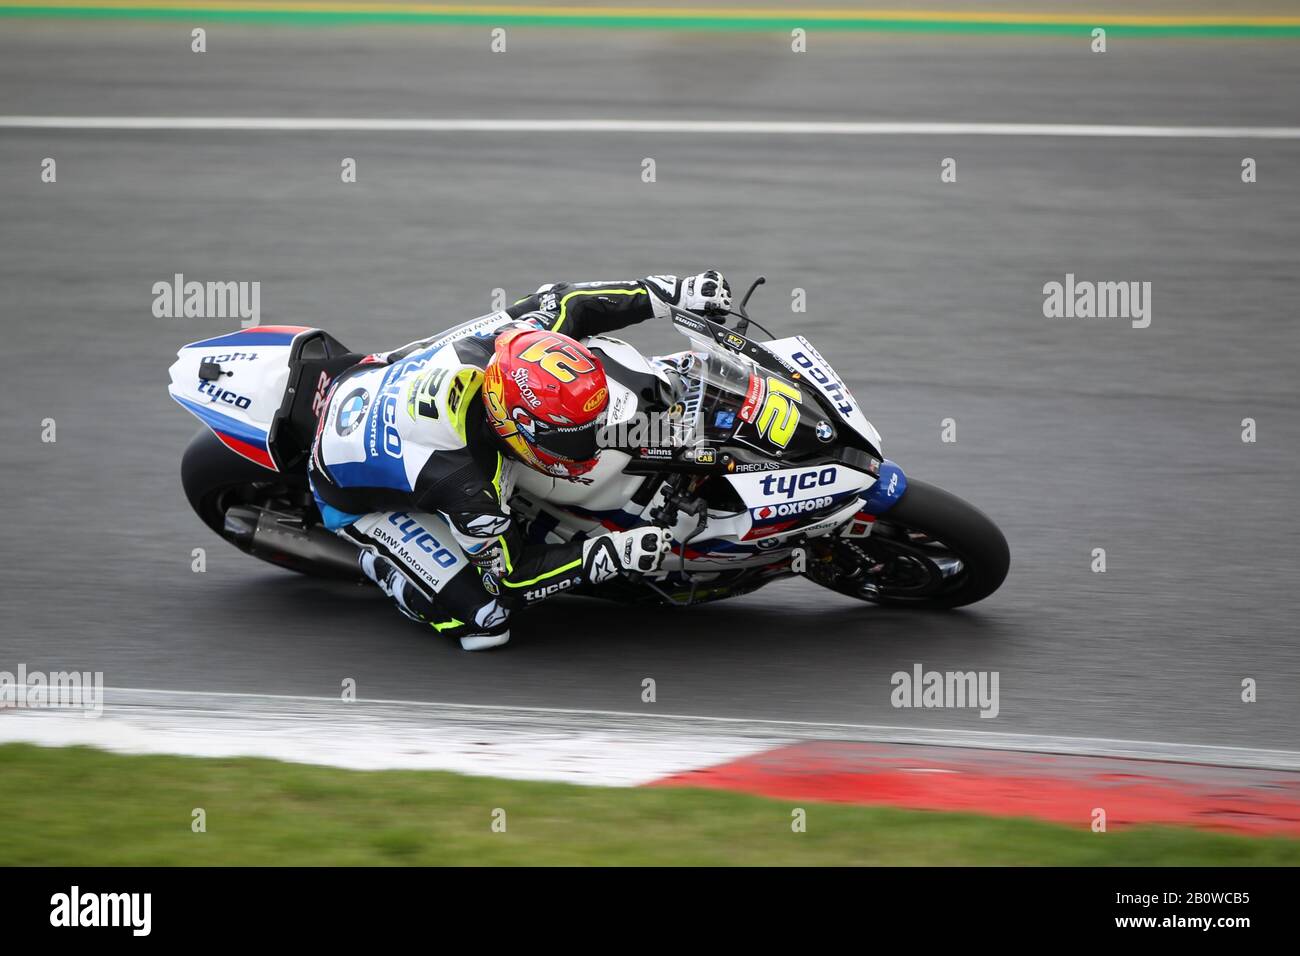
left=482, top=328, right=609, bottom=478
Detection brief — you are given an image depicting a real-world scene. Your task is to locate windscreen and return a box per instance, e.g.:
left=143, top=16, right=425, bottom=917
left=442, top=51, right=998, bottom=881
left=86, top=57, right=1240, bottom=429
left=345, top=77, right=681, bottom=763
left=674, top=344, right=763, bottom=450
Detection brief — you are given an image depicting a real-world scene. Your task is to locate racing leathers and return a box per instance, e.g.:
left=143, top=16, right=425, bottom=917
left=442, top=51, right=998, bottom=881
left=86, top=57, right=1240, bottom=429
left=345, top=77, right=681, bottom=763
left=307, top=272, right=729, bottom=649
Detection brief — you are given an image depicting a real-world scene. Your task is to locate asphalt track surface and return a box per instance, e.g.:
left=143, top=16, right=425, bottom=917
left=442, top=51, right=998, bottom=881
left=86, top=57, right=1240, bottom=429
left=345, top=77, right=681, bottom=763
left=1, top=21, right=1298, bottom=751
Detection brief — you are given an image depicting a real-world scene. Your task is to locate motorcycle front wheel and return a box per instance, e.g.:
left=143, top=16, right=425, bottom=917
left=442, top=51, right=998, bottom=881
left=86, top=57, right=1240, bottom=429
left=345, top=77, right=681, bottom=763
left=806, top=478, right=1009, bottom=609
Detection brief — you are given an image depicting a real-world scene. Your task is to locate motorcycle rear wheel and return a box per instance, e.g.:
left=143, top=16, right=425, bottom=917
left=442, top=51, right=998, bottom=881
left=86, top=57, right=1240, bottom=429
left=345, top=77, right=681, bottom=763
left=181, top=429, right=362, bottom=580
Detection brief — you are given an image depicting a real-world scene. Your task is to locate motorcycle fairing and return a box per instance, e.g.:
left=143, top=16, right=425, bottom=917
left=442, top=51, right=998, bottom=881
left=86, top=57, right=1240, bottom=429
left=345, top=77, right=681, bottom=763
left=760, top=335, right=883, bottom=458
left=168, top=325, right=316, bottom=471
left=725, top=461, right=875, bottom=544
left=514, top=324, right=886, bottom=571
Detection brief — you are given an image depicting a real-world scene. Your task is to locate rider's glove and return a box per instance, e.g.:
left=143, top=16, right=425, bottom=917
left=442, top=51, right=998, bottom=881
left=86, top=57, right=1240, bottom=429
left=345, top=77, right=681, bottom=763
left=644, top=271, right=732, bottom=318
left=582, top=527, right=674, bottom=584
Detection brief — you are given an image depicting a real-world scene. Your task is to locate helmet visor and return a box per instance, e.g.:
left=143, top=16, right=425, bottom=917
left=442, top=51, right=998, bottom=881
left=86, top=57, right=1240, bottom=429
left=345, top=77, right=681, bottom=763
left=532, top=417, right=602, bottom=463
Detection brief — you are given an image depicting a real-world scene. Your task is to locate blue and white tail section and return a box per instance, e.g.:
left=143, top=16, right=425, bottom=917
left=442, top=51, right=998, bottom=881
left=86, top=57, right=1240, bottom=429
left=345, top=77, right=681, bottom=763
left=168, top=325, right=315, bottom=471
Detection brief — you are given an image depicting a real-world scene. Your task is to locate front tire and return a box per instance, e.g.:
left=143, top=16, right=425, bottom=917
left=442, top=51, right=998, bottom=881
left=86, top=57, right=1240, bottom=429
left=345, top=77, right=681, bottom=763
left=807, top=479, right=1009, bottom=609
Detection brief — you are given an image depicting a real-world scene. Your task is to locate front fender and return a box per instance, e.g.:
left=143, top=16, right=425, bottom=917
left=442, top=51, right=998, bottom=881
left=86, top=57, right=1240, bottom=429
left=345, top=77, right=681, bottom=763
left=858, top=459, right=907, bottom=515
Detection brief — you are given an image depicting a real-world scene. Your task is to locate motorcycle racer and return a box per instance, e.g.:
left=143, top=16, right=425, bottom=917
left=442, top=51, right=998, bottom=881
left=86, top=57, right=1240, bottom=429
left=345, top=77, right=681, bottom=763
left=308, top=271, right=732, bottom=650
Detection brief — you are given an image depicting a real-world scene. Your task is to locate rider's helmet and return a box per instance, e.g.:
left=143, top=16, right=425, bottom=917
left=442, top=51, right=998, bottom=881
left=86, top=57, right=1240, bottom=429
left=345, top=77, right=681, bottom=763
left=482, top=327, right=609, bottom=479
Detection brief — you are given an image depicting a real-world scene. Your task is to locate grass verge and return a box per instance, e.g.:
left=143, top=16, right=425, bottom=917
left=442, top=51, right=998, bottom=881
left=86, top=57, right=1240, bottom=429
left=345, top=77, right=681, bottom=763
left=2, top=743, right=1297, bottom=865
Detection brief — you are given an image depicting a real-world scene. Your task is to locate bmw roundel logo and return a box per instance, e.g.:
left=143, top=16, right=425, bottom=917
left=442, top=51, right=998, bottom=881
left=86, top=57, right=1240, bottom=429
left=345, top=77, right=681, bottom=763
left=335, top=387, right=370, bottom=437
left=816, top=420, right=834, bottom=442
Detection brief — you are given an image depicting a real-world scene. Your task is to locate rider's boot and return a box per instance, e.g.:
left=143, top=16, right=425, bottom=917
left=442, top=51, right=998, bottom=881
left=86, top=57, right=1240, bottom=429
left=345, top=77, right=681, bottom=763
left=358, top=550, right=510, bottom=651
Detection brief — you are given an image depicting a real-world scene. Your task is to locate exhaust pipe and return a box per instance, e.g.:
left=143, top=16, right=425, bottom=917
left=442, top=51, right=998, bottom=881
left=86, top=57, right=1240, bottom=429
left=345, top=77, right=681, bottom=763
left=224, top=506, right=364, bottom=580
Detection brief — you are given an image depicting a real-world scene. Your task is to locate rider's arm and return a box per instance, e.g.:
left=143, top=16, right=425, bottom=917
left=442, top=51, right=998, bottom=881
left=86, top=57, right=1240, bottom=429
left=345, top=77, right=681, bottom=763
left=505, top=272, right=731, bottom=340
left=407, top=447, right=582, bottom=603
left=436, top=479, right=669, bottom=606
left=446, top=503, right=584, bottom=604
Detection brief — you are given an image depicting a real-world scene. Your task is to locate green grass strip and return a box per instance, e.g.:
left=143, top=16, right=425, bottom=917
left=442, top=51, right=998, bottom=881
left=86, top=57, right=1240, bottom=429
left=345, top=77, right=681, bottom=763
left=2, top=743, right=1297, bottom=865
left=1, top=7, right=1299, bottom=37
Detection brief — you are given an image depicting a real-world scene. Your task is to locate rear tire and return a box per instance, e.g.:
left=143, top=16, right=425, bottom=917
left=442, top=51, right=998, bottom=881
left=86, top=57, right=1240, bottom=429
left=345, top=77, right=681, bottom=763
left=181, top=429, right=358, bottom=579
left=808, top=478, right=1009, bottom=609
left=181, top=429, right=289, bottom=536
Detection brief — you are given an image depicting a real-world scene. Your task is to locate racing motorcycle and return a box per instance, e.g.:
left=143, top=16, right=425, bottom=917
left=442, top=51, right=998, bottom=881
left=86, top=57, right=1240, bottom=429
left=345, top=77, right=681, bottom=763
left=168, top=277, right=1009, bottom=610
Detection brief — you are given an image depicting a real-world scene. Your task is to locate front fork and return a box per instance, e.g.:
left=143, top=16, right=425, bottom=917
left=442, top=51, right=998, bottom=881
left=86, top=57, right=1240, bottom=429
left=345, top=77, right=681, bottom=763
left=801, top=459, right=908, bottom=582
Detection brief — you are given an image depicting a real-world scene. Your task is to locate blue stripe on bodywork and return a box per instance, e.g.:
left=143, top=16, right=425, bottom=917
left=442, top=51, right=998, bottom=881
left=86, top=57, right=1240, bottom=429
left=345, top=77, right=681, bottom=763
left=183, top=329, right=300, bottom=349
left=173, top=394, right=268, bottom=446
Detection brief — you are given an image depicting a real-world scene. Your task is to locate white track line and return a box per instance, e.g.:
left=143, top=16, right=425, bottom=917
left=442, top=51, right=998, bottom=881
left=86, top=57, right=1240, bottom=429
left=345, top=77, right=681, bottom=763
left=2, top=117, right=1300, bottom=138
left=1, top=686, right=786, bottom=784
left=4, top=686, right=1296, bottom=772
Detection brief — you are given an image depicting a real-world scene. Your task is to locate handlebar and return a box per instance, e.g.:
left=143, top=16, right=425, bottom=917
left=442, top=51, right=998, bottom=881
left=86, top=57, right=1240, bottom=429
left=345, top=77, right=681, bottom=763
left=667, top=275, right=776, bottom=340
left=732, top=275, right=766, bottom=334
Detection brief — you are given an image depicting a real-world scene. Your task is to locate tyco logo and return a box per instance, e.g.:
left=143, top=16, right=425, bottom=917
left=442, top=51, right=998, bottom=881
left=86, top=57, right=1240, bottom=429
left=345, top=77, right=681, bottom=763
left=197, top=379, right=252, bottom=409
left=759, top=466, right=837, bottom=499
left=524, top=577, right=575, bottom=602
left=387, top=513, right=459, bottom=568
left=790, top=348, right=854, bottom=416
left=371, top=394, right=402, bottom=459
